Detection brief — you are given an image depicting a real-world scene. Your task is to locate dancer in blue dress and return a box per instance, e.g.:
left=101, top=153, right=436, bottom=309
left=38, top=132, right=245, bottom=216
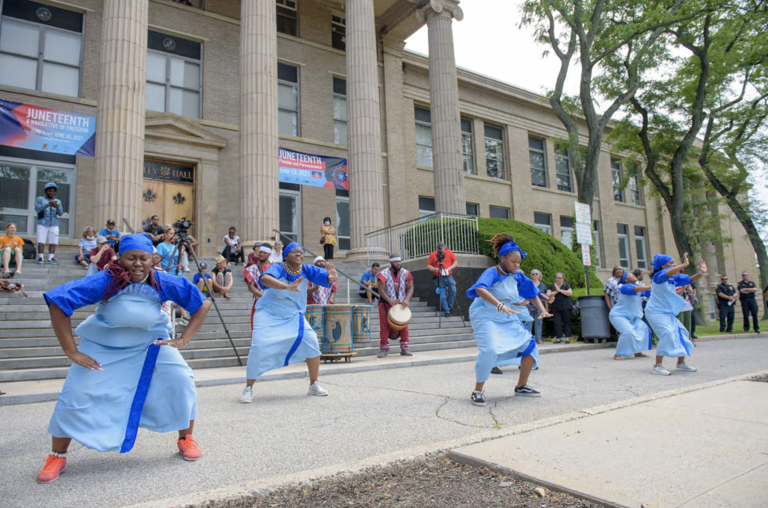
left=646, top=253, right=707, bottom=375
left=610, top=272, right=652, bottom=360
left=240, top=242, right=338, bottom=403
left=37, top=234, right=211, bottom=484
left=466, top=234, right=552, bottom=406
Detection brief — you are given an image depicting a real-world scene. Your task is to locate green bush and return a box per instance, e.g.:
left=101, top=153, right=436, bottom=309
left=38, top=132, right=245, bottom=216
left=477, top=218, right=602, bottom=290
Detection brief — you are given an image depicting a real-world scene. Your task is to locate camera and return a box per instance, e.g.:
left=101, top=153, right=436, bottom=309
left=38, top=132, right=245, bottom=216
left=173, top=217, right=195, bottom=241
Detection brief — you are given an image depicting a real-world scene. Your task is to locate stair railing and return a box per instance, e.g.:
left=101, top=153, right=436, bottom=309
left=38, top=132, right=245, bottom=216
left=121, top=218, right=136, bottom=234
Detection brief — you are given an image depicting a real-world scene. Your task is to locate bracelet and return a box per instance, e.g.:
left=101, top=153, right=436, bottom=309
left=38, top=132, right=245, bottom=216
left=496, top=302, right=505, bottom=312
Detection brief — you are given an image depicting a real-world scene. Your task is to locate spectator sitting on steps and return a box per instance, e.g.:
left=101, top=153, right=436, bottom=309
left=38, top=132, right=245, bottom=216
left=0, top=222, right=25, bottom=278
left=75, top=227, right=97, bottom=270
left=193, top=262, right=212, bottom=296
left=359, top=262, right=380, bottom=304
left=99, top=219, right=121, bottom=250
left=222, top=227, right=244, bottom=266
left=89, top=236, right=117, bottom=273
left=142, top=215, right=165, bottom=246
left=211, top=255, right=233, bottom=298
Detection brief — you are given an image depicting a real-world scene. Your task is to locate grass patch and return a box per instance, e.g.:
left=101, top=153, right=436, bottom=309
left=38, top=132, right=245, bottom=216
left=692, top=319, right=768, bottom=337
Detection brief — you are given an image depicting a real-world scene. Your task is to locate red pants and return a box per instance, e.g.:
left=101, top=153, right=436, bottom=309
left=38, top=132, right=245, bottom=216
left=378, top=302, right=409, bottom=351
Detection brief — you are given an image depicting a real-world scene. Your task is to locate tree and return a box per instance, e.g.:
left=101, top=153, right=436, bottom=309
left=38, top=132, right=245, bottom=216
left=520, top=0, right=703, bottom=208
left=604, top=0, right=767, bottom=276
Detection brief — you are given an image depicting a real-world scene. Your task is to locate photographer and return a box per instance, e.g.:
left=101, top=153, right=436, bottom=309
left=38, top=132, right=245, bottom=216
left=427, top=242, right=458, bottom=318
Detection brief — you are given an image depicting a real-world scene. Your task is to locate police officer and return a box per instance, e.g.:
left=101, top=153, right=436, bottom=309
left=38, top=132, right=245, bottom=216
left=715, top=275, right=737, bottom=333
left=737, top=271, right=760, bottom=333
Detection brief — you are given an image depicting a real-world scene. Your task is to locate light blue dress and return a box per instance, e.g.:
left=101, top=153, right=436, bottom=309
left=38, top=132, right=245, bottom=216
left=610, top=283, right=652, bottom=357
left=466, top=268, right=540, bottom=383
left=42, top=270, right=205, bottom=453
left=645, top=268, right=694, bottom=358
left=245, top=263, right=332, bottom=380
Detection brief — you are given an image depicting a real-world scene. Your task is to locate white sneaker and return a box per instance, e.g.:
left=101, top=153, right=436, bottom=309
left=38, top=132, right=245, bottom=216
left=240, top=385, right=254, bottom=403
left=652, top=364, right=671, bottom=376
left=676, top=362, right=697, bottom=372
left=307, top=382, right=329, bottom=397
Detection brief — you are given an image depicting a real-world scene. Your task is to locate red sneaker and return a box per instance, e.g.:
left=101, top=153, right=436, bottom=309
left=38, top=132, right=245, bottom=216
left=37, top=454, right=66, bottom=483
left=177, top=435, right=202, bottom=461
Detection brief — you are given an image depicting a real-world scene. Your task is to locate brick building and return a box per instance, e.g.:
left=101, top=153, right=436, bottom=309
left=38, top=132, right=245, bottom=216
left=0, top=0, right=759, bottom=317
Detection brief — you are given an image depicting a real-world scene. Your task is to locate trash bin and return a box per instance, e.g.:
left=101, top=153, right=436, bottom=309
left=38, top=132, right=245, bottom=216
left=578, top=295, right=611, bottom=343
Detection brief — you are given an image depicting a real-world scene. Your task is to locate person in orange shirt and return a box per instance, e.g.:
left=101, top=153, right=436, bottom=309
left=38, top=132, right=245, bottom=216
left=0, top=222, right=25, bottom=278
left=428, top=242, right=458, bottom=317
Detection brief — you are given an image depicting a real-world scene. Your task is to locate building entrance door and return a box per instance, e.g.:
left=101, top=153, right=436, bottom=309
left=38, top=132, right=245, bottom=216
left=142, top=159, right=195, bottom=235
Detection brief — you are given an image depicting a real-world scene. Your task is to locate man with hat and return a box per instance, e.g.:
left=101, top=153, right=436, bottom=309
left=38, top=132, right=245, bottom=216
left=99, top=219, right=121, bottom=251
left=375, top=255, right=414, bottom=357
left=34, top=182, right=64, bottom=265
left=715, top=275, right=737, bottom=333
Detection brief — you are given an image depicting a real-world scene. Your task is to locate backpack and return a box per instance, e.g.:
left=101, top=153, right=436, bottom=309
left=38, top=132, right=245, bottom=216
left=22, top=238, right=36, bottom=260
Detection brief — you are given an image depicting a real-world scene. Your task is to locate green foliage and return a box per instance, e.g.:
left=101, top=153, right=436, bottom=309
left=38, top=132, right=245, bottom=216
left=477, top=218, right=602, bottom=290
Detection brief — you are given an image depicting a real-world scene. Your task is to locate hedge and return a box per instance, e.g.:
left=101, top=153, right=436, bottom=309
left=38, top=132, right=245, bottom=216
left=477, top=218, right=603, bottom=290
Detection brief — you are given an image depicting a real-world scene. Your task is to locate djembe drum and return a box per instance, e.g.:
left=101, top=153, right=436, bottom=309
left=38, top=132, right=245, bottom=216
left=352, top=305, right=371, bottom=345
left=321, top=304, right=354, bottom=353
left=306, top=304, right=324, bottom=340
left=387, top=304, right=412, bottom=330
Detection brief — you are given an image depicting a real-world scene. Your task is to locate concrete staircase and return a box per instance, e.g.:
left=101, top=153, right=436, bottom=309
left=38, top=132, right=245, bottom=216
left=0, top=259, right=475, bottom=383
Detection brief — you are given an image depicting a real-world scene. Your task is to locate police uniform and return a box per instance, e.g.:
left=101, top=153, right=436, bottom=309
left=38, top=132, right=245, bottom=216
left=715, top=282, right=736, bottom=333
left=737, top=279, right=760, bottom=332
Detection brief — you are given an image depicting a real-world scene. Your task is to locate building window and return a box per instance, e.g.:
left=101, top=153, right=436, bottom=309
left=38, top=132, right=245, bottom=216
left=276, top=0, right=298, bottom=37
left=529, top=136, right=547, bottom=187
left=0, top=1, right=84, bottom=97
left=534, top=212, right=552, bottom=236
left=336, top=195, right=350, bottom=251
left=629, top=175, right=643, bottom=206
left=145, top=31, right=202, bottom=118
left=555, top=148, right=573, bottom=192
left=461, top=118, right=475, bottom=174
left=611, top=158, right=625, bottom=203
left=333, top=77, right=347, bottom=145
left=278, top=62, right=299, bottom=136
left=708, top=295, right=716, bottom=320
left=418, top=196, right=435, bottom=218
left=617, top=224, right=630, bottom=269
left=634, top=226, right=648, bottom=270
left=490, top=205, right=509, bottom=220
left=331, top=12, right=345, bottom=51
left=279, top=189, right=301, bottom=243
left=485, top=124, right=505, bottom=179
left=415, top=107, right=433, bottom=167
left=0, top=160, right=75, bottom=238
left=560, top=216, right=574, bottom=248
left=593, top=220, right=602, bottom=268
left=465, top=203, right=479, bottom=217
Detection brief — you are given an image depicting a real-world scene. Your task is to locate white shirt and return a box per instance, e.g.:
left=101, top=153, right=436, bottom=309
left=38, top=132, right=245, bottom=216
left=269, top=251, right=281, bottom=264
left=223, top=235, right=240, bottom=250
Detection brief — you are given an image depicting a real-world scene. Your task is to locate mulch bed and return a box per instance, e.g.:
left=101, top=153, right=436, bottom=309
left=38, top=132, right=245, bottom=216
left=198, top=454, right=602, bottom=508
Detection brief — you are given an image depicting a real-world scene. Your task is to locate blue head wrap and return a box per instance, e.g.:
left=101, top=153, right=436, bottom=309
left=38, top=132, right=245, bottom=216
left=620, top=273, right=628, bottom=284
left=651, top=254, right=673, bottom=272
left=118, top=233, right=153, bottom=256
left=498, top=239, right=527, bottom=260
left=283, top=242, right=304, bottom=261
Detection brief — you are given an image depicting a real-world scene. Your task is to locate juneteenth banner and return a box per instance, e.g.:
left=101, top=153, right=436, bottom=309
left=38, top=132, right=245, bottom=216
left=0, top=99, right=96, bottom=157
left=278, top=147, right=348, bottom=190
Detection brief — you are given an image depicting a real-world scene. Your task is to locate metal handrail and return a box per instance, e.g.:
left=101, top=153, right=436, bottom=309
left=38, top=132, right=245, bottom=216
left=121, top=218, right=136, bottom=234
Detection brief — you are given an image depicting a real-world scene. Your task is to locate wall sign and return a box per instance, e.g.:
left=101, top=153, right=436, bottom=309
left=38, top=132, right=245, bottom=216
left=0, top=99, right=96, bottom=157
left=143, top=160, right=194, bottom=184
left=279, top=147, right=348, bottom=190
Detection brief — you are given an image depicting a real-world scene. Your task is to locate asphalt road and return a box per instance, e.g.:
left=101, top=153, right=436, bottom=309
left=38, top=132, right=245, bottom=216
left=1, top=338, right=766, bottom=508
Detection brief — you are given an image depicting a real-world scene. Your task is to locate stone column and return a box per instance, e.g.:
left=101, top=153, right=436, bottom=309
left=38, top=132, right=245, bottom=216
left=417, top=0, right=466, bottom=214
left=345, top=0, right=386, bottom=259
left=382, top=39, right=407, bottom=226
left=240, top=0, right=278, bottom=243
left=93, top=0, right=148, bottom=230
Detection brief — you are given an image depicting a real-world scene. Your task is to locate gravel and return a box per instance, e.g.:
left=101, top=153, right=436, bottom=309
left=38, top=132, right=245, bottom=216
left=194, top=454, right=601, bottom=508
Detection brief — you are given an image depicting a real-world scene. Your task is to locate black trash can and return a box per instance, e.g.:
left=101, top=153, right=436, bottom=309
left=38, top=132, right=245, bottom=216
left=578, top=295, right=611, bottom=343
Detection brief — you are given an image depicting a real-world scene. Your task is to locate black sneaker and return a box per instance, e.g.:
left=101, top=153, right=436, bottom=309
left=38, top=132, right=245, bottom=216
left=514, top=385, right=541, bottom=397
left=490, top=367, right=503, bottom=375
left=471, top=391, right=486, bottom=406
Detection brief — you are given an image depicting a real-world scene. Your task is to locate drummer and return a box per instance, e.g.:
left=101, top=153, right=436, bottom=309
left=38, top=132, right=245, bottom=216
left=376, top=255, right=414, bottom=358
left=308, top=256, right=337, bottom=305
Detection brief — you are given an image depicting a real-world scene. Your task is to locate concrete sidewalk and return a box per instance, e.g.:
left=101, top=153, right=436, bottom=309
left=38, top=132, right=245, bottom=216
left=451, top=379, right=768, bottom=508
left=0, top=340, right=607, bottom=405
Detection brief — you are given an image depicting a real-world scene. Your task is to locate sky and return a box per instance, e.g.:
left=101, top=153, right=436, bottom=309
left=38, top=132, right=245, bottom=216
left=404, top=0, right=768, bottom=242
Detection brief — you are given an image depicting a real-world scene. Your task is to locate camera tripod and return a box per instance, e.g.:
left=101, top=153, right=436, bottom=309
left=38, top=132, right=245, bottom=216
left=163, top=231, right=243, bottom=366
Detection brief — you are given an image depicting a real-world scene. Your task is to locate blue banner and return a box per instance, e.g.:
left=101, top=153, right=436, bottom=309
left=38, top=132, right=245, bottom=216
left=0, top=99, right=96, bottom=157
left=278, top=147, right=348, bottom=190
